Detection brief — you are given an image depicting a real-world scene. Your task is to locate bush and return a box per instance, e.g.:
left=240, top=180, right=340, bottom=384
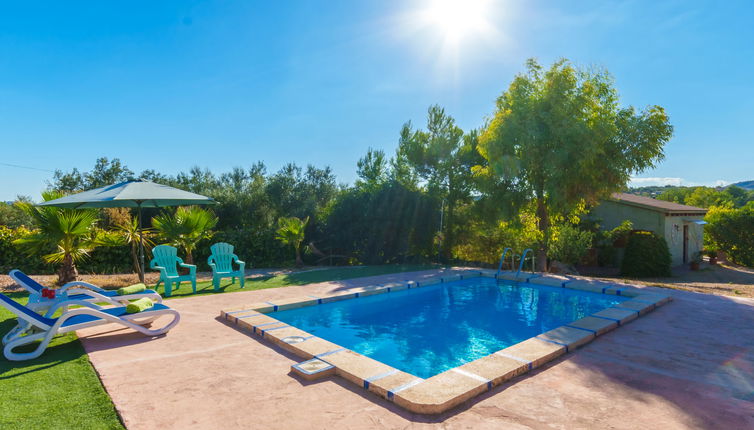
left=549, top=224, right=595, bottom=265
left=705, top=206, right=754, bottom=267
left=453, top=219, right=537, bottom=267
left=0, top=226, right=53, bottom=274
left=596, top=220, right=633, bottom=267
left=620, top=231, right=672, bottom=277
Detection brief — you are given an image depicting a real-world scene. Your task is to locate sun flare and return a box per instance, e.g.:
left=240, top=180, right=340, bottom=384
left=422, top=0, right=492, bottom=44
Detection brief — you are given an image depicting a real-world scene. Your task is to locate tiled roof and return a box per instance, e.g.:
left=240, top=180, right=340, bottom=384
left=610, top=193, right=708, bottom=214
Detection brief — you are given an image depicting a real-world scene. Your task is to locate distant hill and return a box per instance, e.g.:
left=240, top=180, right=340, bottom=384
left=732, top=180, right=754, bottom=190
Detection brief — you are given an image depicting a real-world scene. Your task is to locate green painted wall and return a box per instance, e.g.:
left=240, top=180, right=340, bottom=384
left=590, top=201, right=664, bottom=233
left=589, top=201, right=705, bottom=267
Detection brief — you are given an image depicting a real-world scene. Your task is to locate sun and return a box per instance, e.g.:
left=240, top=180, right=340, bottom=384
left=422, top=0, right=491, bottom=44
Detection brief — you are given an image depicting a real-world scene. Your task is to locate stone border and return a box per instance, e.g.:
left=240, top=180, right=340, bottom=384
left=220, top=270, right=672, bottom=414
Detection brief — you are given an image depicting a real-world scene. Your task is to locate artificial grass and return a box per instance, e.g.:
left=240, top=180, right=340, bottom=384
left=0, top=264, right=437, bottom=428
left=0, top=292, right=124, bottom=430
left=153, top=264, right=438, bottom=298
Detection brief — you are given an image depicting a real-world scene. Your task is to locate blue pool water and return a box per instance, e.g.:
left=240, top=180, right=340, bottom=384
left=273, top=277, right=626, bottom=378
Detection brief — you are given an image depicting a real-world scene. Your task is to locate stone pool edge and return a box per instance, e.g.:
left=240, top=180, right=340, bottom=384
left=219, top=270, right=672, bottom=414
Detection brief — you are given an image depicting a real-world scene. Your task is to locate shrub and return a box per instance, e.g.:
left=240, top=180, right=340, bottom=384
left=0, top=226, right=53, bottom=274
left=620, top=231, right=672, bottom=277
left=549, top=224, right=595, bottom=265
left=452, top=219, right=538, bottom=267
left=705, top=206, right=754, bottom=267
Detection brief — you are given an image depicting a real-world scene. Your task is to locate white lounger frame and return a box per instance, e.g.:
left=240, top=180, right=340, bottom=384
left=1, top=299, right=180, bottom=361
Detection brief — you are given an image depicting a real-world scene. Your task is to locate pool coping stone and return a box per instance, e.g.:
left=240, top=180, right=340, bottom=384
left=219, top=271, right=671, bottom=414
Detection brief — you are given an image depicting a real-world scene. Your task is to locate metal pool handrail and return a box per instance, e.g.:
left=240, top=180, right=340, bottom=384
left=496, top=248, right=513, bottom=277
left=516, top=248, right=535, bottom=277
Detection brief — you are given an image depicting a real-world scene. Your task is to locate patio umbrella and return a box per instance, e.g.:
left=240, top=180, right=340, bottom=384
left=38, top=179, right=215, bottom=282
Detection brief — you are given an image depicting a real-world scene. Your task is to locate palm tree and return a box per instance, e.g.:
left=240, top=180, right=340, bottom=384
left=152, top=206, right=218, bottom=264
left=14, top=191, right=116, bottom=285
left=114, top=217, right=155, bottom=282
left=275, top=216, right=309, bottom=267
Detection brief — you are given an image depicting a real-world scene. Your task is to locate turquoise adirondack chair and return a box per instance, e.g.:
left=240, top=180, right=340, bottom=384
left=207, top=242, right=246, bottom=291
left=150, top=245, right=197, bottom=297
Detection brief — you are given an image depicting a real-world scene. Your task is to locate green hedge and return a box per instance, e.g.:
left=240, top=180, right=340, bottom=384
left=0, top=226, right=51, bottom=274
left=620, top=231, right=672, bottom=277
left=0, top=226, right=132, bottom=276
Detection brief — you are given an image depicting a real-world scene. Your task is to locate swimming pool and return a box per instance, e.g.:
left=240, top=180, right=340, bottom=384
left=221, top=270, right=671, bottom=414
left=272, top=277, right=626, bottom=378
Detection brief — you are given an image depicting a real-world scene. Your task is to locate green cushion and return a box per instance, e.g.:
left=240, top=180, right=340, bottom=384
left=126, top=297, right=154, bottom=314
left=118, top=283, right=147, bottom=296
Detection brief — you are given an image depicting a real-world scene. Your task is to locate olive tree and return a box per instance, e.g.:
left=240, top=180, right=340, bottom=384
left=478, top=59, right=673, bottom=270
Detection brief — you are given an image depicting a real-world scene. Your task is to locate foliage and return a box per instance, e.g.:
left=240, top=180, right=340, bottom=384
left=275, top=216, right=309, bottom=266
left=452, top=218, right=538, bottom=267
left=152, top=206, right=218, bottom=264
left=396, top=105, right=484, bottom=260
left=356, top=148, right=389, bottom=190
left=686, top=187, right=733, bottom=208
left=48, top=157, right=134, bottom=192
left=597, top=220, right=634, bottom=266
left=478, top=58, right=672, bottom=270
left=13, top=191, right=119, bottom=284
left=0, top=226, right=50, bottom=273
left=323, top=181, right=439, bottom=264
left=0, top=198, right=35, bottom=228
left=549, top=223, right=595, bottom=265
left=620, top=231, right=672, bottom=277
left=656, top=185, right=753, bottom=209
left=114, top=216, right=155, bottom=280
left=705, top=205, right=754, bottom=267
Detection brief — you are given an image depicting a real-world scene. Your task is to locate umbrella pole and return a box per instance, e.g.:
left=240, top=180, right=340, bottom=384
left=138, top=203, right=145, bottom=283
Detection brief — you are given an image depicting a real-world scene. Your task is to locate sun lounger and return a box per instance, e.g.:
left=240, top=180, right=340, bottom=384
left=0, top=291, right=180, bottom=361
left=9, top=269, right=163, bottom=309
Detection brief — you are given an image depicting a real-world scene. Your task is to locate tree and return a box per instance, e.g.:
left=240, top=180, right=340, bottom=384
left=705, top=205, right=754, bottom=267
left=152, top=206, right=218, bottom=264
left=356, top=148, right=389, bottom=190
left=396, top=105, right=484, bottom=260
left=0, top=197, right=35, bottom=228
left=657, top=187, right=694, bottom=204
left=723, top=185, right=752, bottom=208
left=275, top=216, right=309, bottom=267
left=114, top=216, right=155, bottom=282
left=478, top=59, right=673, bottom=270
left=14, top=191, right=116, bottom=284
left=685, top=187, right=732, bottom=208
left=49, top=157, right=133, bottom=192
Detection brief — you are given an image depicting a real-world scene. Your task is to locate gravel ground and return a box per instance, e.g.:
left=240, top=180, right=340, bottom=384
left=583, top=261, right=754, bottom=299
left=0, top=267, right=323, bottom=292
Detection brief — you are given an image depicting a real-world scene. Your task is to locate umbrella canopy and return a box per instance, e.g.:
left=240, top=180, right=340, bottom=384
left=39, top=179, right=215, bottom=283
left=37, top=179, right=215, bottom=209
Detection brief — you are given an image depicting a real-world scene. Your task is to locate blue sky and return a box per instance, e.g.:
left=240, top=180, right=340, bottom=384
left=1, top=0, right=753, bottom=200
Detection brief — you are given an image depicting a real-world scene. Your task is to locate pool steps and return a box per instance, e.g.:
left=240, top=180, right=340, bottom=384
left=220, top=270, right=672, bottom=414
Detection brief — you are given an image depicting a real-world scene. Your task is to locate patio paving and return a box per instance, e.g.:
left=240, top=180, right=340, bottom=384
left=76, top=269, right=754, bottom=430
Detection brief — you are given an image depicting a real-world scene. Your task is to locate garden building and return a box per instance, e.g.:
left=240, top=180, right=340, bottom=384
left=590, top=193, right=708, bottom=267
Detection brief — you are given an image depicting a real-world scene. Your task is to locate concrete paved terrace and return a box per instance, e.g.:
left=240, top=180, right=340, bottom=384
left=76, top=268, right=754, bottom=430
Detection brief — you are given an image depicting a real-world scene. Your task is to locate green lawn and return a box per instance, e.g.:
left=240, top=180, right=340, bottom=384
left=153, top=264, right=437, bottom=298
left=0, top=264, right=437, bottom=428
left=0, top=292, right=124, bottom=429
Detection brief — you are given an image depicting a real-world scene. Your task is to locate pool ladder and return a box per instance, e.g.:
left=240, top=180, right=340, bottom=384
left=496, top=248, right=536, bottom=278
